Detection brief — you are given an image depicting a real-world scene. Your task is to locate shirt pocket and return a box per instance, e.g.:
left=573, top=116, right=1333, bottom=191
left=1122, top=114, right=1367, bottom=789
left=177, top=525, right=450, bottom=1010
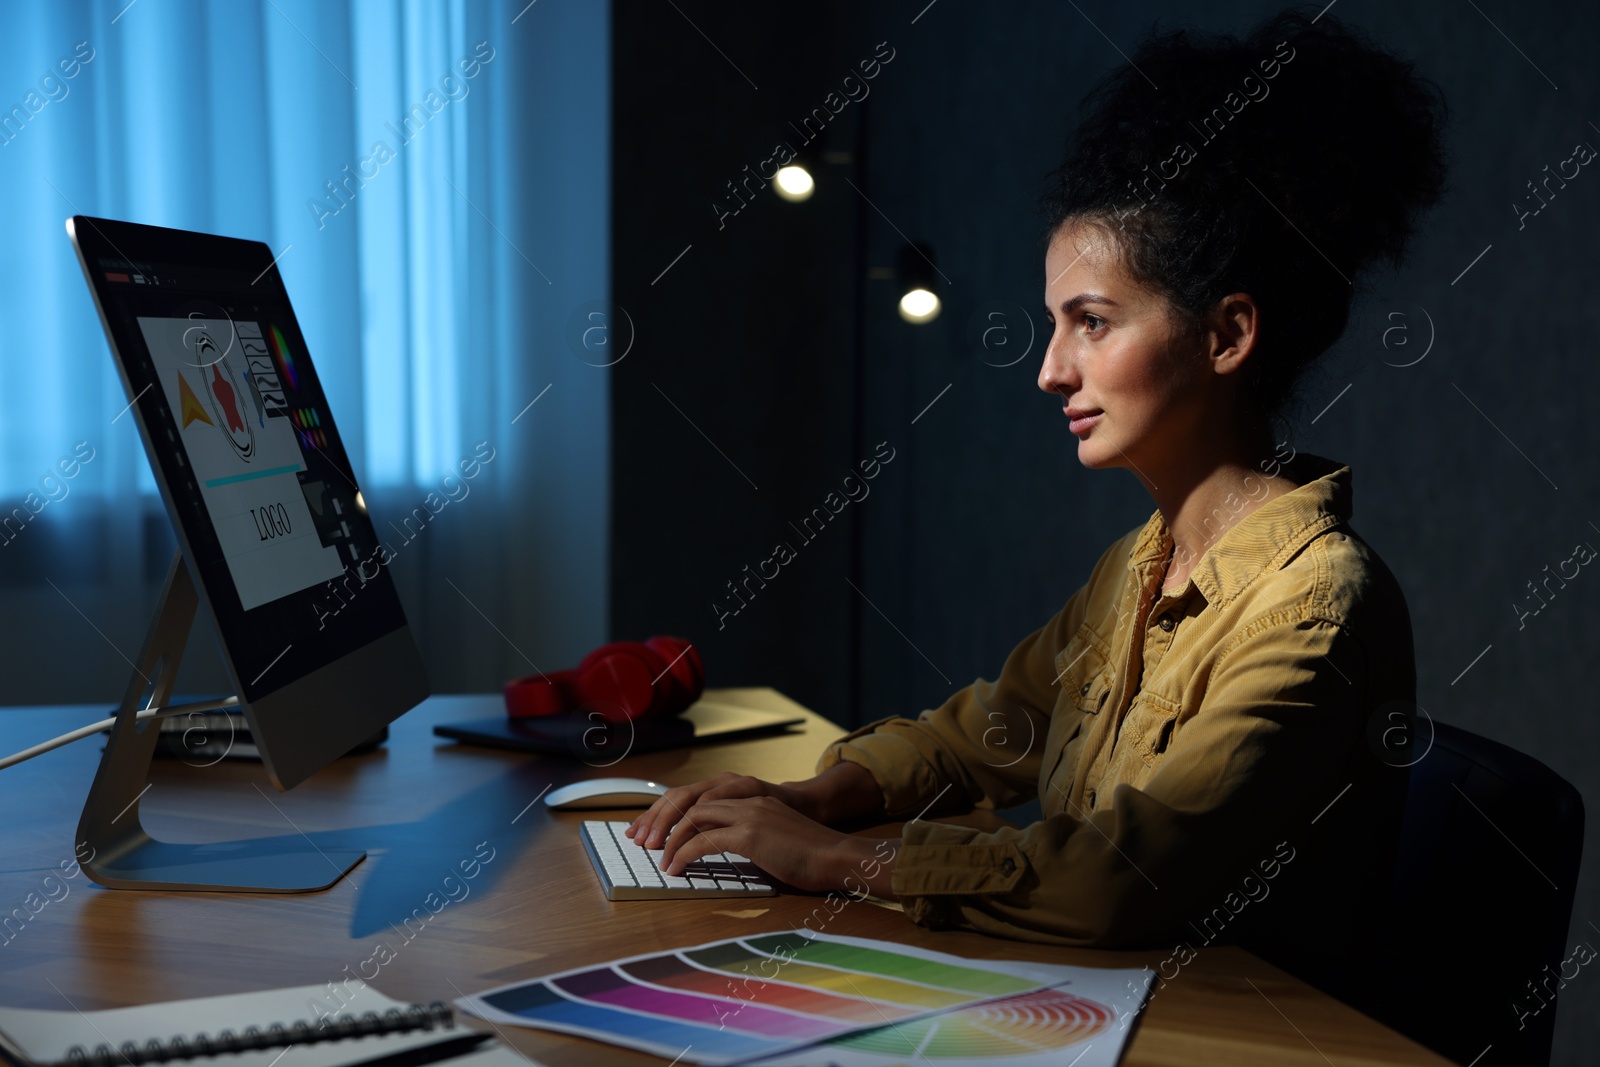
left=1043, top=622, right=1115, bottom=792
left=1120, top=691, right=1181, bottom=770
left=1055, top=621, right=1114, bottom=716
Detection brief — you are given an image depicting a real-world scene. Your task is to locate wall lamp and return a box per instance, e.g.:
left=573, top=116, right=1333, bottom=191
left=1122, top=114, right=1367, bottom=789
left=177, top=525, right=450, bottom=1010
left=773, top=162, right=815, bottom=202
left=896, top=242, right=941, bottom=324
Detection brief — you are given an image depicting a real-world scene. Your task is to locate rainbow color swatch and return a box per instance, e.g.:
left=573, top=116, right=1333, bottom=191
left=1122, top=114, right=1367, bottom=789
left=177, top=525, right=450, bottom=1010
left=269, top=323, right=299, bottom=391
left=458, top=931, right=1154, bottom=1067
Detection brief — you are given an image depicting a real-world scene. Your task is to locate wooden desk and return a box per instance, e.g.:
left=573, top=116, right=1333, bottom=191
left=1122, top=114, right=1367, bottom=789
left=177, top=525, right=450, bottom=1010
left=0, top=691, right=1449, bottom=1066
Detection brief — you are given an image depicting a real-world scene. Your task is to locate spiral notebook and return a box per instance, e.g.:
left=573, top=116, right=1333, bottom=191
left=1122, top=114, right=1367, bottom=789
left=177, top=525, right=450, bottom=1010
left=0, top=984, right=539, bottom=1067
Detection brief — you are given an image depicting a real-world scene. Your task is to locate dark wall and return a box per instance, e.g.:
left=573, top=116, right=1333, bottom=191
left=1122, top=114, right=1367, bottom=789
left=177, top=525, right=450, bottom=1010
left=614, top=3, right=1599, bottom=1062
left=610, top=5, right=874, bottom=724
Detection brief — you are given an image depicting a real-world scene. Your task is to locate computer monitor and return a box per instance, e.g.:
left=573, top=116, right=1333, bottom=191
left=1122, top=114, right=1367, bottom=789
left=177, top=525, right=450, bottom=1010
left=65, top=215, right=429, bottom=892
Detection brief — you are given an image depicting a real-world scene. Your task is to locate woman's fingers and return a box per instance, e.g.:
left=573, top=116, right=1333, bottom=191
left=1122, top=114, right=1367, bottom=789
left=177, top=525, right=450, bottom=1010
left=660, top=799, right=748, bottom=874
left=658, top=797, right=718, bottom=869
left=623, top=774, right=826, bottom=845
left=627, top=789, right=680, bottom=842
left=626, top=773, right=742, bottom=846
left=655, top=795, right=852, bottom=890
left=633, top=786, right=698, bottom=846
left=663, top=825, right=748, bottom=877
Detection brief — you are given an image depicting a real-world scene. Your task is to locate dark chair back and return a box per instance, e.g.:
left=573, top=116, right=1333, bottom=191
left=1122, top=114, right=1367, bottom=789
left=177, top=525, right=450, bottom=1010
left=1357, top=720, right=1585, bottom=1066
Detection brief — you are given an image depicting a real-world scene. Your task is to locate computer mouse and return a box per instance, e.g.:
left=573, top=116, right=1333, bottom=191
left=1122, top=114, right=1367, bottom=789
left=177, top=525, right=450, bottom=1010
left=544, top=777, right=670, bottom=810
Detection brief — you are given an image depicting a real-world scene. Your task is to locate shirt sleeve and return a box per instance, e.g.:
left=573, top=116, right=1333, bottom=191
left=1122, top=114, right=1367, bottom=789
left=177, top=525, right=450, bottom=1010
left=814, top=531, right=1132, bottom=820
left=884, top=615, right=1373, bottom=948
left=814, top=596, right=1085, bottom=818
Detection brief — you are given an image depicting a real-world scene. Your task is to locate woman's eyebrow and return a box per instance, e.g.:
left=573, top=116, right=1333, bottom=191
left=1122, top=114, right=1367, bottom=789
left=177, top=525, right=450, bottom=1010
left=1046, top=293, right=1120, bottom=315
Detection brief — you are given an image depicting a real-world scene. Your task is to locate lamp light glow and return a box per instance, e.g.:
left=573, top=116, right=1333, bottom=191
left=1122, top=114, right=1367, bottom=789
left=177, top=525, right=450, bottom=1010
left=898, top=287, right=941, bottom=323
left=774, top=165, right=815, bottom=202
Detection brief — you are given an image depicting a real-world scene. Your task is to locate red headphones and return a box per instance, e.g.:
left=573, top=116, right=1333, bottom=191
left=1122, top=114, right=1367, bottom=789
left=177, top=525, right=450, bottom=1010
left=503, top=636, right=704, bottom=723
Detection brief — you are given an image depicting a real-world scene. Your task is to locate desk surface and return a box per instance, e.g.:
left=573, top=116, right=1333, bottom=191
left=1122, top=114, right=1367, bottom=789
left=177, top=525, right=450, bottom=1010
left=0, top=690, right=1449, bottom=1067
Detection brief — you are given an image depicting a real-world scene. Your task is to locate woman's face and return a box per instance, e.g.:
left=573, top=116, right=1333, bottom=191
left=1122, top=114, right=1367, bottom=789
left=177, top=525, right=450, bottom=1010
left=1039, top=220, right=1210, bottom=474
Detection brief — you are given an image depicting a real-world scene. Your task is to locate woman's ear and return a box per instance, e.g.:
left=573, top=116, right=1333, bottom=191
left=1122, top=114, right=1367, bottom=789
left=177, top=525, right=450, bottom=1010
left=1207, top=292, right=1261, bottom=376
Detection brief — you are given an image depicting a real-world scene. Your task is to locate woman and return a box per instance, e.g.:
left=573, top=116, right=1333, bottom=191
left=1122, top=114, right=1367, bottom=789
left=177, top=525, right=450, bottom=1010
left=629, top=7, right=1446, bottom=988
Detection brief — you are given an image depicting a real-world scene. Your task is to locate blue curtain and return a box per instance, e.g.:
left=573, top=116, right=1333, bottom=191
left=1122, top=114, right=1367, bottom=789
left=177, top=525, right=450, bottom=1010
left=0, top=0, right=609, bottom=701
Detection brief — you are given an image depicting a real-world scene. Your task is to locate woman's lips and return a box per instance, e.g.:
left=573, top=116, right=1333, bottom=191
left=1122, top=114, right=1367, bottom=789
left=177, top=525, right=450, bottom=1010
left=1067, top=409, right=1102, bottom=434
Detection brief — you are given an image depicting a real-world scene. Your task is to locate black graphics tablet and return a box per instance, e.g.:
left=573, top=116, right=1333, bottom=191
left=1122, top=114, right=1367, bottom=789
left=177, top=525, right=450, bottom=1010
left=434, top=701, right=805, bottom=761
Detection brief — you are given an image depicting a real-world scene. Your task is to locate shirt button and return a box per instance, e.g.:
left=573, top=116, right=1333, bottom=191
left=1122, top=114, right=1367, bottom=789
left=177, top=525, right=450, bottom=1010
left=1080, top=683, right=1091, bottom=696
left=1000, top=857, right=1016, bottom=876
left=1085, top=788, right=1097, bottom=808
left=1157, top=613, right=1174, bottom=632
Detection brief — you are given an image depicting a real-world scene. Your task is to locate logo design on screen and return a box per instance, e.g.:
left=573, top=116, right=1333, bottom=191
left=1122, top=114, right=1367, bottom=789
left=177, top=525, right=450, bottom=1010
left=189, top=331, right=256, bottom=461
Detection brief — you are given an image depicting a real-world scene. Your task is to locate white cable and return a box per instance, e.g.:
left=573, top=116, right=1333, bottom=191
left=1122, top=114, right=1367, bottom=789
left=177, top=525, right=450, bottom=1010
left=0, top=697, right=240, bottom=771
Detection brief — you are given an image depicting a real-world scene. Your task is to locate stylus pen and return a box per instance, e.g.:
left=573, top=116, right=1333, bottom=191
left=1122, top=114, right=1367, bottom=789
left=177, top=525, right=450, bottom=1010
left=339, top=1031, right=496, bottom=1067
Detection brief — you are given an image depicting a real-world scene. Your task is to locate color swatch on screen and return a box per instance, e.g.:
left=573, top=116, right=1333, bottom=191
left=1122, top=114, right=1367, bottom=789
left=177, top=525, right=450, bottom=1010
left=269, top=323, right=299, bottom=390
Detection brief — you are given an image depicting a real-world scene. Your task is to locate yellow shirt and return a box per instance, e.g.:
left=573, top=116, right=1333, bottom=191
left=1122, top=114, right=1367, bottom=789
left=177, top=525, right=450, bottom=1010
left=817, top=453, right=1415, bottom=980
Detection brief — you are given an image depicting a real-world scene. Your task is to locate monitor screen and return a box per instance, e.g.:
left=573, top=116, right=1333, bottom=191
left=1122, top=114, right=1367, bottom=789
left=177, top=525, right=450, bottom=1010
left=68, top=216, right=427, bottom=789
left=136, top=313, right=349, bottom=612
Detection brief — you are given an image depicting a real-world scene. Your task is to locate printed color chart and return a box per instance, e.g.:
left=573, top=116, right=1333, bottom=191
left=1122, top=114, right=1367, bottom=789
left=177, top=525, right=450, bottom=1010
left=750, top=960, right=1154, bottom=1067
left=457, top=932, right=1154, bottom=1066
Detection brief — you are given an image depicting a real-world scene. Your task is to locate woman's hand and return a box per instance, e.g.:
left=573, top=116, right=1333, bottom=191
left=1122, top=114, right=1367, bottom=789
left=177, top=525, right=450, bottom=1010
left=626, top=773, right=816, bottom=850
left=626, top=762, right=888, bottom=850
left=656, top=793, right=900, bottom=898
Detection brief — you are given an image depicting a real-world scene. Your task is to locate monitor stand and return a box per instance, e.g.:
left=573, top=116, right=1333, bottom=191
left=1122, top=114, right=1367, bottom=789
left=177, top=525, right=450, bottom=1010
left=75, top=551, right=365, bottom=892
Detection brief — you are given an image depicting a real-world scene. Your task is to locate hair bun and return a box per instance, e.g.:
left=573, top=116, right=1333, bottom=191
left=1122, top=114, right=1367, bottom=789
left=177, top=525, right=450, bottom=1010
left=1040, top=6, right=1450, bottom=424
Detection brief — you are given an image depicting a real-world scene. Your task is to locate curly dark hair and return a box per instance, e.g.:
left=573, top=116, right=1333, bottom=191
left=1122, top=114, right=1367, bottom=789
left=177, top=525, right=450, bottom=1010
left=1039, top=6, right=1450, bottom=431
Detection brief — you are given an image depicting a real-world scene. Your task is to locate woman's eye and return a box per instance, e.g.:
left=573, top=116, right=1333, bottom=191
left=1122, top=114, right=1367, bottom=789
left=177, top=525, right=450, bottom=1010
left=1082, top=313, right=1107, bottom=334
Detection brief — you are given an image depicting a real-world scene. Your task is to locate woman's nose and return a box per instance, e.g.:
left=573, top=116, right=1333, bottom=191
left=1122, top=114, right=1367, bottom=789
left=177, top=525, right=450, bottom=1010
left=1037, top=335, right=1076, bottom=395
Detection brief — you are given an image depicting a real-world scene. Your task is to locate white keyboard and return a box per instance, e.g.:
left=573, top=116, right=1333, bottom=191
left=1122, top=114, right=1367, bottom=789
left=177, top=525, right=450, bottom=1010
left=579, top=820, right=775, bottom=900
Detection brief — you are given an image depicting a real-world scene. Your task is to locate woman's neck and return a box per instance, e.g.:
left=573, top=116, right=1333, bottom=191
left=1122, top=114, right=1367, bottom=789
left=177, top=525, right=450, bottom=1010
left=1144, top=438, right=1302, bottom=584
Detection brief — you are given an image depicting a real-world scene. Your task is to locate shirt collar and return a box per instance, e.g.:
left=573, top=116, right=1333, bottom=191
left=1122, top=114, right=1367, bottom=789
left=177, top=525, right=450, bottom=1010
left=1128, top=452, right=1353, bottom=609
